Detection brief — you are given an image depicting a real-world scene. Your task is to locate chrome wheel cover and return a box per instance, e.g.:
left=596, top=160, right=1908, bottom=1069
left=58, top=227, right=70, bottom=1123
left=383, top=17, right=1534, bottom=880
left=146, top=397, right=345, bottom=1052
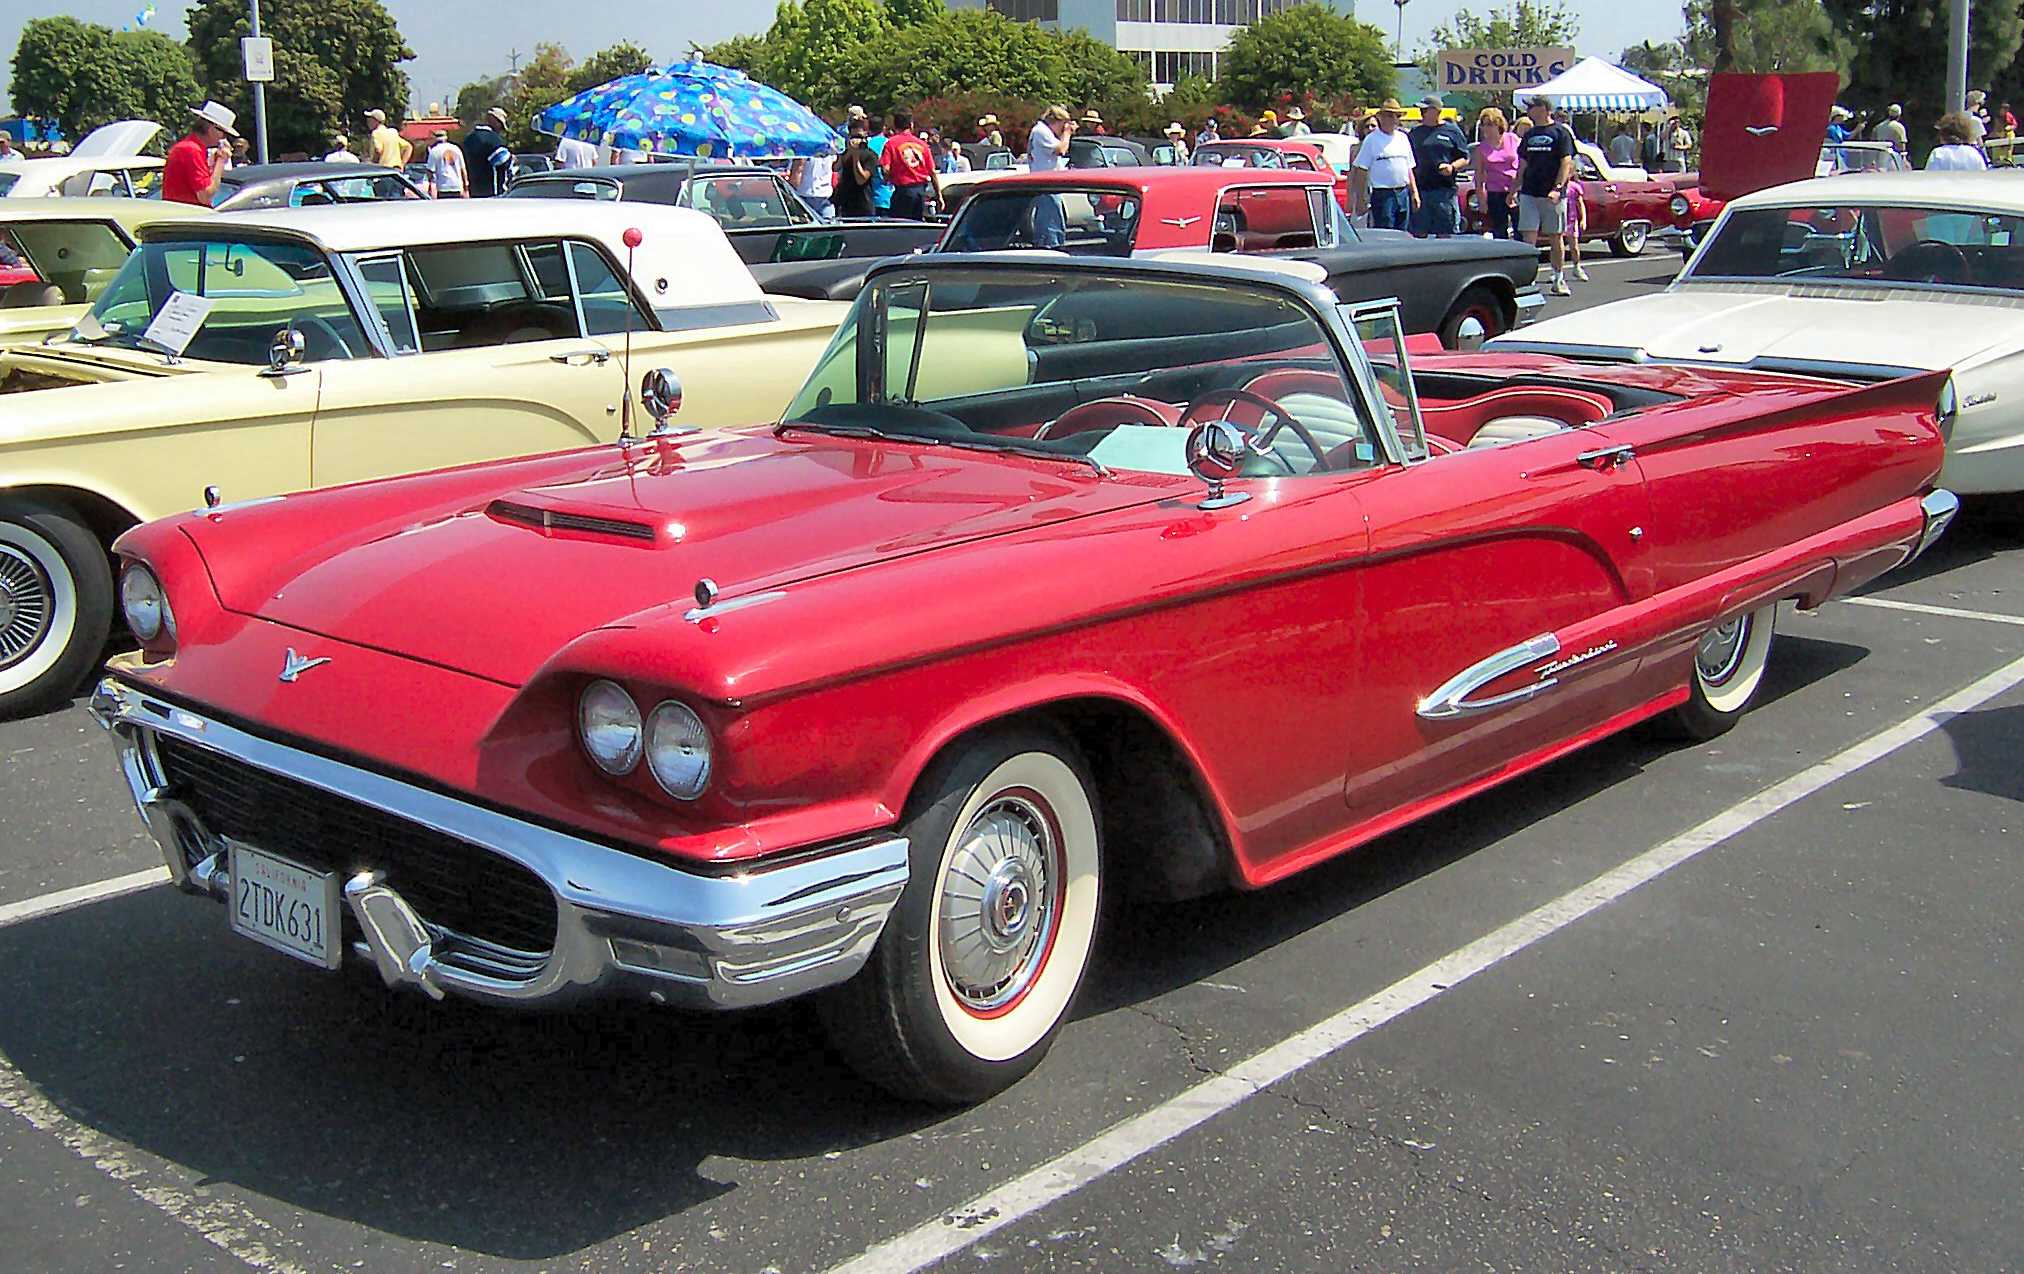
left=0, top=543, right=53, bottom=672
left=937, top=794, right=1059, bottom=1013
left=1696, top=614, right=1751, bottom=687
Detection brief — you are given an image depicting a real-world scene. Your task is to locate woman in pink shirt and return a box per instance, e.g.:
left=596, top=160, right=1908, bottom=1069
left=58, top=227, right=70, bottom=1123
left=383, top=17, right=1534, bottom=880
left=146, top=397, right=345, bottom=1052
left=1470, top=107, right=1520, bottom=239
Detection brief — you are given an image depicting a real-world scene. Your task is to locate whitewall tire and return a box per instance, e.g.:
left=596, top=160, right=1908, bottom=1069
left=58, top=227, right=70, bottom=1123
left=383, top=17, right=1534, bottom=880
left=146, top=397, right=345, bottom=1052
left=1665, top=604, right=1776, bottom=740
left=0, top=499, right=111, bottom=718
left=821, top=726, right=1101, bottom=1104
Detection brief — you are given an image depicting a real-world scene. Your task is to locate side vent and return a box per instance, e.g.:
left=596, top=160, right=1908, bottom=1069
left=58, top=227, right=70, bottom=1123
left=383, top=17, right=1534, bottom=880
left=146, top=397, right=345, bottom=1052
left=486, top=500, right=657, bottom=542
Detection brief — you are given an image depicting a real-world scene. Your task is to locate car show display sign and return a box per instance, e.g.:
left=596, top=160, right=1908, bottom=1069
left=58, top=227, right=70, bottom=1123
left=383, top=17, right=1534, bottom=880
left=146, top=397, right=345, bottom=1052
left=1437, top=48, right=1576, bottom=92
left=242, top=36, right=274, bottom=83
left=140, top=290, right=214, bottom=357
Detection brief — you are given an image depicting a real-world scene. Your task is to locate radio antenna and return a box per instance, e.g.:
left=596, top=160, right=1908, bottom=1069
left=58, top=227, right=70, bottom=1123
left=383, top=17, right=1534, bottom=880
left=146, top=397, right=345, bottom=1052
left=618, top=226, right=643, bottom=448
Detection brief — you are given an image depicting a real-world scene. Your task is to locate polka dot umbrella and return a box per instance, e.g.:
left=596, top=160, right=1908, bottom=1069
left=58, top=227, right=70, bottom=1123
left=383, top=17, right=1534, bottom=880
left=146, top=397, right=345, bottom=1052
left=534, top=59, right=843, bottom=161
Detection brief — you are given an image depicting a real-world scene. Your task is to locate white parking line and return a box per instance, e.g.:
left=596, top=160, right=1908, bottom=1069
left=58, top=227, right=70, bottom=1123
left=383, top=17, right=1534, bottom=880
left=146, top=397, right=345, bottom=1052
left=1843, top=596, right=2024, bottom=627
left=827, top=649, right=2024, bottom=1274
left=0, top=866, right=167, bottom=929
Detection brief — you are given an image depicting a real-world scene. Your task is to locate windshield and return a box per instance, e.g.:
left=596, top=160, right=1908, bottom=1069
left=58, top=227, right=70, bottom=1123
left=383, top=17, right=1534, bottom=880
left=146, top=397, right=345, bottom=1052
left=782, top=266, right=1380, bottom=478
left=508, top=178, right=622, bottom=202
left=944, top=189, right=1141, bottom=256
left=71, top=236, right=368, bottom=363
left=1687, top=204, right=2024, bottom=295
left=1195, top=145, right=1287, bottom=169
left=0, top=173, right=16, bottom=197
left=0, top=220, right=133, bottom=303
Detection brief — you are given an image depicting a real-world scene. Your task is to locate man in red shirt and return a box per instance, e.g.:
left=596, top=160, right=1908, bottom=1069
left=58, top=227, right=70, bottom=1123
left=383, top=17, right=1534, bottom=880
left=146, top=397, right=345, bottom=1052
left=878, top=111, right=939, bottom=221
left=162, top=101, right=238, bottom=205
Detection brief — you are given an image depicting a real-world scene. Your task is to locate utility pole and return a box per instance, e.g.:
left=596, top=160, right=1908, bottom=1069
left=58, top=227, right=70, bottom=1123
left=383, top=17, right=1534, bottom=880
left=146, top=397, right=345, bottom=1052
left=1392, top=0, right=1410, bottom=61
left=249, top=0, right=269, bottom=163
left=508, top=48, right=523, bottom=75
left=1709, top=0, right=1738, bottom=73
left=1947, top=0, right=1971, bottom=112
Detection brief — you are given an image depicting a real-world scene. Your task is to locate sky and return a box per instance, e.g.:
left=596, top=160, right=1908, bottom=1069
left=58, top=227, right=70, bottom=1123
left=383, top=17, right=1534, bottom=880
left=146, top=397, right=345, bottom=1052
left=1, top=1, right=1690, bottom=118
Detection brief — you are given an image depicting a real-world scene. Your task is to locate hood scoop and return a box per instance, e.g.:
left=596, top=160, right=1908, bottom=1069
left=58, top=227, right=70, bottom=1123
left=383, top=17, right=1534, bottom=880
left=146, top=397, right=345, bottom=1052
left=486, top=499, right=660, bottom=544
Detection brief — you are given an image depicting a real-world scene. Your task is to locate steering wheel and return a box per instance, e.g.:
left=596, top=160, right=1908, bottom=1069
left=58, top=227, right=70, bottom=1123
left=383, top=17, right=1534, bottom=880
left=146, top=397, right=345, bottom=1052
left=1176, top=388, right=1329, bottom=472
left=291, top=315, right=355, bottom=361
left=1034, top=395, right=1175, bottom=440
left=1884, top=239, right=1969, bottom=285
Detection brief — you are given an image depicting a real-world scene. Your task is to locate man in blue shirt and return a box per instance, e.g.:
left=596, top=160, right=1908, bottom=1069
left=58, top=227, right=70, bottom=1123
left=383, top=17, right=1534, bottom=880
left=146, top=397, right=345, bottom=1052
left=1407, top=95, right=1471, bottom=238
left=867, top=116, right=893, bottom=216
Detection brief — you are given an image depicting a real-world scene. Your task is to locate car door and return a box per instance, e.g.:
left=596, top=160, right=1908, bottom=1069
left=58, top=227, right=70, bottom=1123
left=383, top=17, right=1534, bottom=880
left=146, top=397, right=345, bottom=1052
left=308, top=239, right=625, bottom=488
left=1339, top=307, right=1656, bottom=816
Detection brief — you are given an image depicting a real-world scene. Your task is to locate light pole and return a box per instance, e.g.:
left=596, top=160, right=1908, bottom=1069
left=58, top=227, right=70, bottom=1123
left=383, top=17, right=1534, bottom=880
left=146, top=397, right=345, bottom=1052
left=249, top=0, right=270, bottom=163
left=1392, top=0, right=1410, bottom=61
left=1946, top=0, right=1971, bottom=112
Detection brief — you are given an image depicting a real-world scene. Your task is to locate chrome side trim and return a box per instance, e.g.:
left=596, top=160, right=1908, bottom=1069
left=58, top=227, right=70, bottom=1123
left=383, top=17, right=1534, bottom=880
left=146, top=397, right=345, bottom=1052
left=1911, top=489, right=1961, bottom=562
left=91, top=677, right=909, bottom=1011
left=684, top=590, right=787, bottom=623
left=1418, top=632, right=1562, bottom=721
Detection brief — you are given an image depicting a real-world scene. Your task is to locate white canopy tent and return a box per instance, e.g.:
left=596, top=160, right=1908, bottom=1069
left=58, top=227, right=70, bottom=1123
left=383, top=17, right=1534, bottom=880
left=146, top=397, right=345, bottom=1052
left=1514, top=57, right=1670, bottom=113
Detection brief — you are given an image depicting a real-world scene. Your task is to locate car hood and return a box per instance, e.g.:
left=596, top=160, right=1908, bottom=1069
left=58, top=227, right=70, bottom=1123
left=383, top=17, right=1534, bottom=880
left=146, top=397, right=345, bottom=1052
left=1496, top=284, right=2024, bottom=374
left=195, top=429, right=1180, bottom=687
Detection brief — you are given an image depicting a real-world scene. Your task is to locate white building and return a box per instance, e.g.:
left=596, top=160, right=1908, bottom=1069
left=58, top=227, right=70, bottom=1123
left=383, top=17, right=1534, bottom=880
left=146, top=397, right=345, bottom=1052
left=947, top=1, right=1358, bottom=88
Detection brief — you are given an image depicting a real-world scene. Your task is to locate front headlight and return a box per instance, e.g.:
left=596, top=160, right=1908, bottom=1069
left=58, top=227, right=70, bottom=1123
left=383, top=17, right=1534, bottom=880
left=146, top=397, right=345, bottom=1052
left=578, top=679, right=642, bottom=775
left=1669, top=194, right=1691, bottom=218
left=119, top=563, right=173, bottom=643
left=645, top=700, right=712, bottom=799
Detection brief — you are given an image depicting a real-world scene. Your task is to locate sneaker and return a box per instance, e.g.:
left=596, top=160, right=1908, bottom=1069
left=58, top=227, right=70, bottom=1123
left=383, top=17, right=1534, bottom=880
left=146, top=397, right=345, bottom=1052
left=1574, top=266, right=1591, bottom=282
left=1550, top=273, right=1572, bottom=296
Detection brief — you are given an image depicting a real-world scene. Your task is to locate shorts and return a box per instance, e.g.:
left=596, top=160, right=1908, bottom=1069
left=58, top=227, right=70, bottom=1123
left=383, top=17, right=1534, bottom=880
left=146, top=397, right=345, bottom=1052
left=1517, top=193, right=1565, bottom=236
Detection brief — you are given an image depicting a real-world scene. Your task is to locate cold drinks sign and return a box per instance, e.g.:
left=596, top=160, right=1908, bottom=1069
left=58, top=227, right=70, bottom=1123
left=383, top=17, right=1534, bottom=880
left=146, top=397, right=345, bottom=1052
left=1437, top=48, right=1574, bottom=92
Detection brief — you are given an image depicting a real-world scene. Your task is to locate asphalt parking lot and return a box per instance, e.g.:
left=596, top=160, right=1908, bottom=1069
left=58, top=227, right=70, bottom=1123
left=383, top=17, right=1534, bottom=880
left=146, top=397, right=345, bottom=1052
left=4, top=251, right=2021, bottom=1274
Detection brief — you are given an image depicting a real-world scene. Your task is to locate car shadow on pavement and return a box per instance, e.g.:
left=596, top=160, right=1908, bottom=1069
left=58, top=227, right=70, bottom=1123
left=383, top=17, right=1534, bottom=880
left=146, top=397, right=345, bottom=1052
left=0, top=637, right=1869, bottom=1260
left=1938, top=702, right=2024, bottom=802
left=1854, top=514, right=2013, bottom=593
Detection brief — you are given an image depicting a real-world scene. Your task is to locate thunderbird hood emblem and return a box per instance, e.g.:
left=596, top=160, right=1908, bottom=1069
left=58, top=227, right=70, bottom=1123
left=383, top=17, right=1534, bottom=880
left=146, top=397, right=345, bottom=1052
left=279, top=648, right=331, bottom=683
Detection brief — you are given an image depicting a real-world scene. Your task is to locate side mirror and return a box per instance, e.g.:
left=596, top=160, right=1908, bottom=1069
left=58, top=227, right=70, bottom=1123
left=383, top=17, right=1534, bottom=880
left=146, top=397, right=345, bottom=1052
left=1184, top=421, right=1253, bottom=510
left=262, top=328, right=308, bottom=377
left=640, top=367, right=682, bottom=429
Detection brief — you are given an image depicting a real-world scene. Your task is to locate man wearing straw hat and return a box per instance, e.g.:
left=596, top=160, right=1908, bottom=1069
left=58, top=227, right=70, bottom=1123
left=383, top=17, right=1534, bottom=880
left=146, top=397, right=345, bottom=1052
left=162, top=101, right=238, bottom=205
left=1350, top=99, right=1418, bottom=231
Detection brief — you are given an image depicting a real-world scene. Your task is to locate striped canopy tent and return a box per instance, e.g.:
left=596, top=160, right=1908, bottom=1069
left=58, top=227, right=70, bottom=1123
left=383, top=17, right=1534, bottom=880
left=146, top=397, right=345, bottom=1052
left=1514, top=57, right=1669, bottom=113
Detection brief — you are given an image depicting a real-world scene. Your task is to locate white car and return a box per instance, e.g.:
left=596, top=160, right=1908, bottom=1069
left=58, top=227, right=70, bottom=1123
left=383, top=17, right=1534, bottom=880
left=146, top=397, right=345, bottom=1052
left=0, top=121, right=164, bottom=199
left=1491, top=171, right=2024, bottom=495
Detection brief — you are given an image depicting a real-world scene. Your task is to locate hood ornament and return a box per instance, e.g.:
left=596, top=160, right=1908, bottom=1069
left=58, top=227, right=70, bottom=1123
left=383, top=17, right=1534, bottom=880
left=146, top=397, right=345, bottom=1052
left=279, top=648, right=331, bottom=683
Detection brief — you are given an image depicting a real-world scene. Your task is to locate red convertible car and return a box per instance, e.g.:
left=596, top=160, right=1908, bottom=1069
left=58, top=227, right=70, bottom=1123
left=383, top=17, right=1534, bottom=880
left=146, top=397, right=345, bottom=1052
left=94, top=254, right=1958, bottom=1104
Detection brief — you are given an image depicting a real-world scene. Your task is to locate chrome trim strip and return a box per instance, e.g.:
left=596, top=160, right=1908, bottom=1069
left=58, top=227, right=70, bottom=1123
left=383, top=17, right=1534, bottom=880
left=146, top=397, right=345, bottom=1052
left=91, top=677, right=909, bottom=1011
left=1912, top=489, right=1961, bottom=562
left=1418, top=632, right=1562, bottom=720
left=684, top=590, right=788, bottom=623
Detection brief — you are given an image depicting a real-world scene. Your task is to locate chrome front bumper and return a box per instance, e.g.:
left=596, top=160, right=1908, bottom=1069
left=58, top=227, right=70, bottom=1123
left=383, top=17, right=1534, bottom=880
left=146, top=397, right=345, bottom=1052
left=1911, top=489, right=1962, bottom=562
left=90, top=678, right=909, bottom=1011
left=1514, top=287, right=1546, bottom=326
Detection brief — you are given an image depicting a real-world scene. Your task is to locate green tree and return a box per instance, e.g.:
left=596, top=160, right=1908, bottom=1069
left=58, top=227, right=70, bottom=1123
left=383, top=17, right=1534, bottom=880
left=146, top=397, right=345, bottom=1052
left=1827, top=0, right=2024, bottom=125
left=1052, top=29, right=1151, bottom=107
left=698, top=32, right=775, bottom=76
left=1619, top=37, right=1704, bottom=118
left=1218, top=3, right=1394, bottom=112
left=884, top=0, right=944, bottom=24
left=567, top=41, right=655, bottom=95
left=185, top=0, right=415, bottom=156
left=454, top=72, right=515, bottom=125
left=833, top=10, right=1070, bottom=111
left=503, top=42, right=574, bottom=151
left=771, top=0, right=892, bottom=106
left=1684, top=0, right=1850, bottom=80
left=10, top=18, right=203, bottom=144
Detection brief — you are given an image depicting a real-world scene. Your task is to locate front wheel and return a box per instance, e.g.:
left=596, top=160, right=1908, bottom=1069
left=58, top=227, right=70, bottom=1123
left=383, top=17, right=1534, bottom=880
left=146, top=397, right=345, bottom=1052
left=1662, top=605, right=1777, bottom=741
left=1611, top=222, right=1649, bottom=257
left=1439, top=285, right=1509, bottom=350
left=0, top=497, right=113, bottom=719
left=820, top=726, right=1102, bottom=1104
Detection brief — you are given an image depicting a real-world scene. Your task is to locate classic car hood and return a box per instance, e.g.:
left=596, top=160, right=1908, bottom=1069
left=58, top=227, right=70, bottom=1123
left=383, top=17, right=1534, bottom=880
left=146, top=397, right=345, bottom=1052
left=0, top=341, right=186, bottom=389
left=1499, top=284, right=2024, bottom=374
left=197, top=430, right=1179, bottom=686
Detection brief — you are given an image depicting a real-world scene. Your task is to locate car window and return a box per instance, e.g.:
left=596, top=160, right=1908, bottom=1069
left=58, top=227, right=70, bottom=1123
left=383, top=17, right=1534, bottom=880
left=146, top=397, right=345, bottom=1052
left=74, top=237, right=368, bottom=364
left=945, top=190, right=1140, bottom=256
left=1689, top=203, right=2024, bottom=294
left=6, top=220, right=133, bottom=304
left=786, top=267, right=1378, bottom=479
left=1287, top=154, right=1318, bottom=170
left=402, top=241, right=582, bottom=350
left=566, top=240, right=651, bottom=336
left=1575, top=155, right=1604, bottom=181
left=509, top=178, right=621, bottom=201
left=352, top=252, right=420, bottom=354
left=0, top=173, right=18, bottom=196
left=1214, top=187, right=1318, bottom=252
left=686, top=175, right=796, bottom=227
left=1348, top=306, right=1426, bottom=459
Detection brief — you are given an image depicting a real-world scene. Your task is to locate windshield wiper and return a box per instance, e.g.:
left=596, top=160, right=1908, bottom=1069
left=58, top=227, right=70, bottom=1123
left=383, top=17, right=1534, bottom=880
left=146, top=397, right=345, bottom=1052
left=941, top=433, right=1111, bottom=480
left=774, top=419, right=914, bottom=443
left=777, top=420, right=1107, bottom=479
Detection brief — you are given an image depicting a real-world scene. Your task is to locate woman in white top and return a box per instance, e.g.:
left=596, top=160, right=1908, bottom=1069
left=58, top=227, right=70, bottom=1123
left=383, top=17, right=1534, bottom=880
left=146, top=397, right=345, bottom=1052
left=1927, top=112, right=1990, bottom=170
left=425, top=130, right=468, bottom=198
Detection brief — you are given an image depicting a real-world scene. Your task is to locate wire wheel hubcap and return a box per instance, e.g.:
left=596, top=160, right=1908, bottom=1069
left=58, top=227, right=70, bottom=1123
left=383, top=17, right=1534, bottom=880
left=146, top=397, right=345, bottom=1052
left=1696, top=615, right=1751, bottom=687
left=938, top=794, right=1059, bottom=1014
left=0, top=543, right=53, bottom=671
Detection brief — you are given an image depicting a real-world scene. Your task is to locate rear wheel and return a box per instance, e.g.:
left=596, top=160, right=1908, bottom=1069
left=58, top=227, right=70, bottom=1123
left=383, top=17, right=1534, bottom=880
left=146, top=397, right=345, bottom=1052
left=1438, top=286, right=1509, bottom=350
left=1610, top=222, right=1649, bottom=257
left=0, top=497, right=113, bottom=719
left=1663, top=605, right=1777, bottom=741
left=820, top=725, right=1102, bottom=1105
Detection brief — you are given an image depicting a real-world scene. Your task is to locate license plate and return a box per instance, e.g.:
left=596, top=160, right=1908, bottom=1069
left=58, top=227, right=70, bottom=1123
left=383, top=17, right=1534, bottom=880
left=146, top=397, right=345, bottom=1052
left=228, top=840, right=342, bottom=970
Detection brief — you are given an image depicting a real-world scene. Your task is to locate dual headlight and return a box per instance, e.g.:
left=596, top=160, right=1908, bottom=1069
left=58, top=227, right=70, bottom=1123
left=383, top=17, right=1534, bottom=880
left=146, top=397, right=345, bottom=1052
left=576, top=679, right=713, bottom=799
left=119, top=563, right=175, bottom=644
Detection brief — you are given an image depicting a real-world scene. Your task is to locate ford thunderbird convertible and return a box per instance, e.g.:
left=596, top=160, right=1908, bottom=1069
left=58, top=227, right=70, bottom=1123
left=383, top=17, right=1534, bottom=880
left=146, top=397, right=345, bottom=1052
left=93, top=254, right=1958, bottom=1103
left=0, top=200, right=849, bottom=715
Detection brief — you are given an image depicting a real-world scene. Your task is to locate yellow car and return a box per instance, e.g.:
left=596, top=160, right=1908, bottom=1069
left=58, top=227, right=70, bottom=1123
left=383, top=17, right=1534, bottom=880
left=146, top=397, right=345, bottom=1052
left=0, top=199, right=850, bottom=714
left=0, top=198, right=210, bottom=346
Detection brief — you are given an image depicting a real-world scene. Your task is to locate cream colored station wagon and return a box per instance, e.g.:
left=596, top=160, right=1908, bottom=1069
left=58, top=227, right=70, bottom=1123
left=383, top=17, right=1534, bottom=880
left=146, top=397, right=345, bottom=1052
left=0, top=199, right=850, bottom=714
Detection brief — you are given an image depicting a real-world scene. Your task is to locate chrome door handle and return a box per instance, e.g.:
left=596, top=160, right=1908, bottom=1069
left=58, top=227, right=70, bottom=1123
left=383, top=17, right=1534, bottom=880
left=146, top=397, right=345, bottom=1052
left=1576, top=444, right=1636, bottom=471
left=549, top=349, right=611, bottom=366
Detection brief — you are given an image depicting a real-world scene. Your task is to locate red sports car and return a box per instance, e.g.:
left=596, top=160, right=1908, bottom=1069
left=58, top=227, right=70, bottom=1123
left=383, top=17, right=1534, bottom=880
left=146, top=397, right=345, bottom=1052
left=94, top=253, right=1958, bottom=1104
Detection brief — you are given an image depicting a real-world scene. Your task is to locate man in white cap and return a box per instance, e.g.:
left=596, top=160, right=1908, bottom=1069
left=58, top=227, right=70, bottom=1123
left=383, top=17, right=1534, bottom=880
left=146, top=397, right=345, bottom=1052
left=365, top=109, right=410, bottom=167
left=1873, top=103, right=1908, bottom=153
left=325, top=133, right=360, bottom=163
left=163, top=100, right=238, bottom=205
